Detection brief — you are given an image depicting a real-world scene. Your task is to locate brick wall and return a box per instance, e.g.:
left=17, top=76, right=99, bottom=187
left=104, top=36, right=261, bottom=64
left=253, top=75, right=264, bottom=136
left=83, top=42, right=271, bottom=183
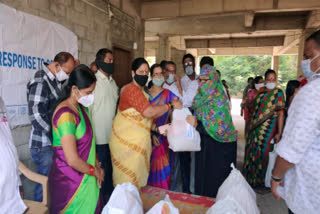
left=0, top=0, right=145, bottom=200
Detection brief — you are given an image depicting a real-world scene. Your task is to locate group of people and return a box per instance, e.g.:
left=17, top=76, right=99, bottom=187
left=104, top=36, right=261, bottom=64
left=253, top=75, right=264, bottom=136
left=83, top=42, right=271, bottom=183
left=22, top=46, right=238, bottom=213
left=240, top=30, right=320, bottom=214
left=2, top=29, right=320, bottom=214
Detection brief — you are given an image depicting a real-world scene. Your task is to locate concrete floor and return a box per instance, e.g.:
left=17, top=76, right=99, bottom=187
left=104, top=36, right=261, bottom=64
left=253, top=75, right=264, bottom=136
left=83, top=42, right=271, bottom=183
left=231, top=99, right=288, bottom=214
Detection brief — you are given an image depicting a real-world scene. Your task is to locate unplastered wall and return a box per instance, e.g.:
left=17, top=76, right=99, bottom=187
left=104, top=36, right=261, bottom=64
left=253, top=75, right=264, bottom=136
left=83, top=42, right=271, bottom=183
left=171, top=47, right=186, bottom=77
left=0, top=0, right=144, bottom=200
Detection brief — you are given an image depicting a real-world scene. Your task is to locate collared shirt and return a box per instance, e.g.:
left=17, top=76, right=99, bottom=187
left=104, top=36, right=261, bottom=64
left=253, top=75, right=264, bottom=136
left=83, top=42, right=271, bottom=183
left=181, top=75, right=199, bottom=108
left=27, top=63, right=62, bottom=149
left=89, top=70, right=118, bottom=145
left=163, top=82, right=183, bottom=100
left=276, top=77, right=320, bottom=214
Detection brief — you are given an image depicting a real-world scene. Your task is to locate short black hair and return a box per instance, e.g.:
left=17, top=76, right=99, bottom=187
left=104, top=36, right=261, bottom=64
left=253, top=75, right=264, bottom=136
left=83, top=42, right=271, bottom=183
left=182, top=54, right=195, bottom=65
left=248, top=77, right=254, bottom=82
left=265, top=69, right=277, bottom=79
left=166, top=61, right=176, bottom=68
left=216, top=69, right=221, bottom=77
left=160, top=60, right=167, bottom=70
left=200, top=56, right=214, bottom=68
left=54, top=52, right=74, bottom=65
left=285, top=80, right=300, bottom=108
left=254, top=76, right=263, bottom=84
left=306, top=30, right=320, bottom=47
left=131, top=57, right=149, bottom=72
left=95, top=48, right=112, bottom=68
left=150, top=63, right=162, bottom=76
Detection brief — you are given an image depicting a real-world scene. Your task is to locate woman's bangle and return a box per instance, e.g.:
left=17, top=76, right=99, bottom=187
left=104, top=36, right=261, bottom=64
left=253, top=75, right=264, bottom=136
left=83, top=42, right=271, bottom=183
left=271, top=175, right=283, bottom=182
left=86, top=165, right=95, bottom=176
left=166, top=102, right=171, bottom=110
left=168, top=101, right=174, bottom=110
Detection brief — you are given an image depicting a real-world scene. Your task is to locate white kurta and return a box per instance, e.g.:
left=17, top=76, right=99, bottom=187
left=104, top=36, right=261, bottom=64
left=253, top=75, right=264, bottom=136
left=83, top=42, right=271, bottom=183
left=163, top=82, right=183, bottom=100
left=180, top=75, right=199, bottom=108
left=0, top=118, right=27, bottom=214
left=276, top=77, right=320, bottom=214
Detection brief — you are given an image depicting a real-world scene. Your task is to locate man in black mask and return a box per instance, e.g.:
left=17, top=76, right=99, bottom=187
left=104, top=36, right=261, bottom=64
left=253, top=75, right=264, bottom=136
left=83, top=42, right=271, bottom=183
left=89, top=48, right=119, bottom=204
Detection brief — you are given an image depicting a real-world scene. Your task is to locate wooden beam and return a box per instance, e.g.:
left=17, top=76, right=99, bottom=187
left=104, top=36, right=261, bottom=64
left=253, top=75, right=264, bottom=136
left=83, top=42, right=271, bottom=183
left=274, top=37, right=300, bottom=55
left=145, top=13, right=305, bottom=37
left=306, top=10, right=320, bottom=29
left=244, top=11, right=255, bottom=27
left=185, top=36, right=285, bottom=49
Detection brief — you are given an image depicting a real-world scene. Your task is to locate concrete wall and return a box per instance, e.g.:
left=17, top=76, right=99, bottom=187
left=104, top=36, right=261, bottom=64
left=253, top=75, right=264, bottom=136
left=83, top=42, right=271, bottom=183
left=171, top=47, right=186, bottom=77
left=0, top=0, right=144, bottom=200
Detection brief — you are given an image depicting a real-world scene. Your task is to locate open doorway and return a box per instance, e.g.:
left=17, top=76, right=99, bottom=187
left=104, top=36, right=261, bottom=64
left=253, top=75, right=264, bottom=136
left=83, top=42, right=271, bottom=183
left=112, top=46, right=133, bottom=89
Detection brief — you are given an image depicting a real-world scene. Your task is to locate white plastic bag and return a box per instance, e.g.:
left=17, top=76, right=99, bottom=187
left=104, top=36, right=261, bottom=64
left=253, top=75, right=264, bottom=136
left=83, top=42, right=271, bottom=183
left=146, top=195, right=179, bottom=214
left=102, top=182, right=143, bottom=214
left=265, top=142, right=277, bottom=188
left=167, top=108, right=201, bottom=152
left=206, top=196, right=245, bottom=214
left=216, top=164, right=260, bottom=214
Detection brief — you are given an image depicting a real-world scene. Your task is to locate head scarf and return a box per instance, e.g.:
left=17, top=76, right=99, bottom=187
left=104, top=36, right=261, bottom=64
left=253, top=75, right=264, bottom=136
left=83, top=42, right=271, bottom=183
left=192, top=65, right=237, bottom=143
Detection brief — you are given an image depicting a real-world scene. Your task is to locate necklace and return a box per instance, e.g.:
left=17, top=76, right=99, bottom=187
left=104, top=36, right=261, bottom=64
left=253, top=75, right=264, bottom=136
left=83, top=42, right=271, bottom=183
left=68, top=99, right=80, bottom=115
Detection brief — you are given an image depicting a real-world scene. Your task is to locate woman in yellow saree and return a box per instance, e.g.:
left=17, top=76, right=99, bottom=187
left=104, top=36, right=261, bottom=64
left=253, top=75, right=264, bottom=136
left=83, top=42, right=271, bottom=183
left=109, top=58, right=182, bottom=189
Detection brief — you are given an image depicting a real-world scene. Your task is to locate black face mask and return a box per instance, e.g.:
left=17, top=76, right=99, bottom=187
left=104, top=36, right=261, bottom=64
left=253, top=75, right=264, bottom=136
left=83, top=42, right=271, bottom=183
left=134, top=74, right=148, bottom=87
left=96, top=60, right=114, bottom=75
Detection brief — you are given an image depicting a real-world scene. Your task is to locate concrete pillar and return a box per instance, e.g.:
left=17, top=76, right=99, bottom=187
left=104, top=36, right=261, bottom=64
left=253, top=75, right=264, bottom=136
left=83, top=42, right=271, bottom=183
left=156, top=34, right=170, bottom=63
left=271, top=55, right=279, bottom=77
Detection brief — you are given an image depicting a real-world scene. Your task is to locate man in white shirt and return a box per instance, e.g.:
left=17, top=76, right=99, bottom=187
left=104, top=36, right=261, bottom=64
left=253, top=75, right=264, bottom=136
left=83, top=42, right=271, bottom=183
left=0, top=96, right=26, bottom=214
left=181, top=54, right=199, bottom=108
left=163, top=61, right=184, bottom=100
left=90, top=48, right=119, bottom=204
left=271, top=30, right=320, bottom=214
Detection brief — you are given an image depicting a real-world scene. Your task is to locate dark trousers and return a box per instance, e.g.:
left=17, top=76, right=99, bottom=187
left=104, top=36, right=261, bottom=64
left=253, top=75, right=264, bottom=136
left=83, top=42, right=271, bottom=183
left=30, top=146, right=53, bottom=202
left=288, top=209, right=294, bottom=214
left=179, top=152, right=191, bottom=193
left=195, top=121, right=237, bottom=198
left=96, top=144, right=114, bottom=205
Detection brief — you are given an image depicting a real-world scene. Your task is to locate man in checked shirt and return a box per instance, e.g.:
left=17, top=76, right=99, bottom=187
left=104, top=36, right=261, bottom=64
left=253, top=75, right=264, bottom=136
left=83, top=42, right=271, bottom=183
left=27, top=52, right=75, bottom=202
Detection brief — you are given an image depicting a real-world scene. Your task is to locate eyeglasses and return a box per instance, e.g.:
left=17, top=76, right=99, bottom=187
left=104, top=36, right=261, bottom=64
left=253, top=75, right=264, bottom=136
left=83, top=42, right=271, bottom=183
left=184, top=61, right=193, bottom=66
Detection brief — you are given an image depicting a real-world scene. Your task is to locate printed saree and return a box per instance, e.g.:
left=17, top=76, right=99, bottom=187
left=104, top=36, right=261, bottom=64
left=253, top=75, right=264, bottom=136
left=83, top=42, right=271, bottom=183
left=109, top=85, right=152, bottom=189
left=146, top=89, right=176, bottom=190
left=243, top=88, right=285, bottom=187
left=49, top=106, right=102, bottom=214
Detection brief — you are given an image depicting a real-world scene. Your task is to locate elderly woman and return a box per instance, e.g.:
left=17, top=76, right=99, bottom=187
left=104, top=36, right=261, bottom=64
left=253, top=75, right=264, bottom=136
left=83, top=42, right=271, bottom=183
left=193, top=65, right=237, bottom=198
left=49, top=65, right=104, bottom=214
left=109, top=58, right=182, bottom=189
left=243, top=69, right=285, bottom=189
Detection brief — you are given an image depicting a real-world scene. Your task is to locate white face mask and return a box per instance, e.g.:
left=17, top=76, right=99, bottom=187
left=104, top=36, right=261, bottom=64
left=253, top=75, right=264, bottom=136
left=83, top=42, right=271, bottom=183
left=78, top=91, right=94, bottom=107
left=166, top=74, right=175, bottom=84
left=301, top=54, right=320, bottom=79
left=266, top=82, right=276, bottom=90
left=255, top=83, right=264, bottom=90
left=185, top=66, right=194, bottom=75
left=56, top=66, right=69, bottom=82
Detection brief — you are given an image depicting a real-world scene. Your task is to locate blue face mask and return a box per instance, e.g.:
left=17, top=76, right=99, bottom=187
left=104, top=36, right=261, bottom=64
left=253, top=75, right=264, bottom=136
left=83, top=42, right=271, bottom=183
left=301, top=54, right=320, bottom=79
left=166, top=74, right=175, bottom=84
left=152, top=77, right=164, bottom=87
left=185, top=66, right=194, bottom=75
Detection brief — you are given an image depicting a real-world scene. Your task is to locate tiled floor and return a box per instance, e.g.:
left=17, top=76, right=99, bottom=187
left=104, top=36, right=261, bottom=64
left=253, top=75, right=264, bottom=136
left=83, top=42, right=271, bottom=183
left=231, top=99, right=288, bottom=214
